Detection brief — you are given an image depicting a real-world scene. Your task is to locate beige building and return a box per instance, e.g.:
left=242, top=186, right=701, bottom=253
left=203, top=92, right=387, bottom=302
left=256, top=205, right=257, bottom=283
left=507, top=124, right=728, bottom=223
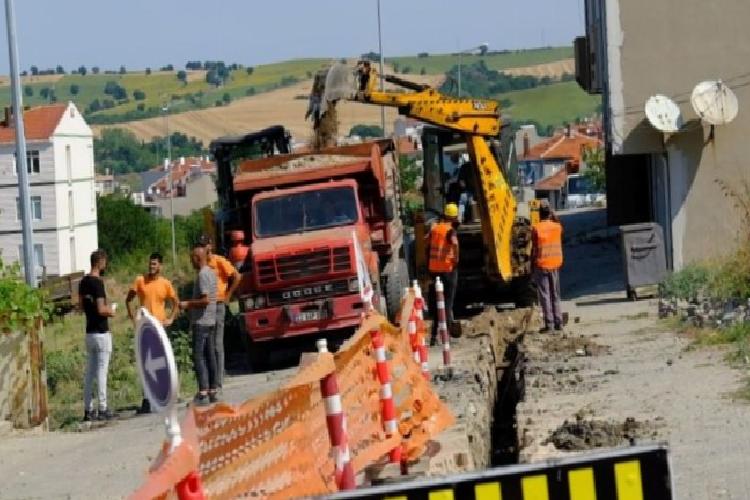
left=577, top=0, right=750, bottom=270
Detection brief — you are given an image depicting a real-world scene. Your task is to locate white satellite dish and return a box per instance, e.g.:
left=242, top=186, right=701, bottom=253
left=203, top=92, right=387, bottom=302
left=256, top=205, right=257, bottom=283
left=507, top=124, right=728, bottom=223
left=645, top=94, right=683, bottom=133
left=691, top=80, right=739, bottom=125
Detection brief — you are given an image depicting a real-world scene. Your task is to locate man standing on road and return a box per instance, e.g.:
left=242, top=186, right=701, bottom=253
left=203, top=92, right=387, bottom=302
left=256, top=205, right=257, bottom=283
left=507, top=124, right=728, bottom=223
left=532, top=202, right=564, bottom=333
left=198, top=234, right=240, bottom=392
left=125, top=252, right=179, bottom=414
left=78, top=249, right=117, bottom=422
left=426, top=203, right=460, bottom=346
left=180, top=244, right=219, bottom=406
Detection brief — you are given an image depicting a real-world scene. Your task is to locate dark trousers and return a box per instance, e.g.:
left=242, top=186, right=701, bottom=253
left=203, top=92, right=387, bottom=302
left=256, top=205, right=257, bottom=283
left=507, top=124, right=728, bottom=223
left=533, top=268, right=563, bottom=328
left=192, top=324, right=218, bottom=392
left=430, top=268, right=458, bottom=340
left=214, top=302, right=226, bottom=388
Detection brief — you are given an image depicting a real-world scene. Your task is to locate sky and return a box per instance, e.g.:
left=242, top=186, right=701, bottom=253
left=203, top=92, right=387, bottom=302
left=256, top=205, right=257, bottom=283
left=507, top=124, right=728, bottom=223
left=0, top=0, right=585, bottom=71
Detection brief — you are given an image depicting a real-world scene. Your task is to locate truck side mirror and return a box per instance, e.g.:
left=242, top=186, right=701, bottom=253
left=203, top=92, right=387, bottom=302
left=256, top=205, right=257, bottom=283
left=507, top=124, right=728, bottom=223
left=384, top=199, right=395, bottom=222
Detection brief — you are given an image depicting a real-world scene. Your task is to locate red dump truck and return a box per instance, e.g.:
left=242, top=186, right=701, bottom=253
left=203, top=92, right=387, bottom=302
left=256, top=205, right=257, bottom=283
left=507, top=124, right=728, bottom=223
left=210, top=128, right=408, bottom=364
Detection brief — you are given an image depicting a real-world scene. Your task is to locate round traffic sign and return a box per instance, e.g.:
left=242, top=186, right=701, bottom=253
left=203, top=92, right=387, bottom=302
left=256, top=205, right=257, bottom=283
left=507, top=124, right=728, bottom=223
left=134, top=308, right=179, bottom=412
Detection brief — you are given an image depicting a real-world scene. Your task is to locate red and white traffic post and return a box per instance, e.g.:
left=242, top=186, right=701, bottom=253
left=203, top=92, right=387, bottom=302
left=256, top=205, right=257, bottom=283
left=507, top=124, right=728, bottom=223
left=413, top=282, right=430, bottom=381
left=435, top=277, right=452, bottom=371
left=317, top=339, right=356, bottom=490
left=369, top=327, right=401, bottom=463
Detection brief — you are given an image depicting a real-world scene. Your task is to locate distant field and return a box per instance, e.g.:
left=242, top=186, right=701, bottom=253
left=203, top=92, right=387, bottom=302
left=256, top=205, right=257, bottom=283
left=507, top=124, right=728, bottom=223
left=387, top=46, right=573, bottom=75
left=0, top=59, right=332, bottom=122
left=497, top=81, right=602, bottom=126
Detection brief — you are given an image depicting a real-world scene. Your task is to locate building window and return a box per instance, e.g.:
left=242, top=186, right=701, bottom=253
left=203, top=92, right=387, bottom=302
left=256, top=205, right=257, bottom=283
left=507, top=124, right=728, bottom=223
left=18, top=243, right=45, bottom=275
left=16, top=196, right=42, bottom=220
left=68, top=190, right=74, bottom=228
left=26, top=150, right=40, bottom=174
left=65, top=145, right=72, bottom=183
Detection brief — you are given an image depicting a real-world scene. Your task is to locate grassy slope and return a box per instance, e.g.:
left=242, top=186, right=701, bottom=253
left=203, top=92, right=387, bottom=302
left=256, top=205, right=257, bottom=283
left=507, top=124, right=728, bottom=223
left=388, top=46, right=573, bottom=75
left=0, top=58, right=331, bottom=120
left=498, top=81, right=601, bottom=125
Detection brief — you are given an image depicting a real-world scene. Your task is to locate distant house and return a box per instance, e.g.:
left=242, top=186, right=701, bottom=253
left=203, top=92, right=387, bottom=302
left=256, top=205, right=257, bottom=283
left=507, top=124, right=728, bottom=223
left=134, top=157, right=217, bottom=217
left=0, top=103, right=97, bottom=277
left=95, top=170, right=116, bottom=197
left=518, top=124, right=603, bottom=209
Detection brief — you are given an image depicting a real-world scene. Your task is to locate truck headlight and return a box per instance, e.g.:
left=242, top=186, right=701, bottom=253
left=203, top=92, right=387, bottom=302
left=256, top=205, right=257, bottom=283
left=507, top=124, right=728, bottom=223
left=348, top=277, right=359, bottom=292
left=255, top=295, right=266, bottom=309
left=242, top=294, right=267, bottom=310
left=244, top=297, right=254, bottom=310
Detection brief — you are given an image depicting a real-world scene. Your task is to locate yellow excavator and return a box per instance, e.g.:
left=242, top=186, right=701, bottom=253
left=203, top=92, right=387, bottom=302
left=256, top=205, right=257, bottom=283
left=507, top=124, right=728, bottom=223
left=309, top=61, right=537, bottom=306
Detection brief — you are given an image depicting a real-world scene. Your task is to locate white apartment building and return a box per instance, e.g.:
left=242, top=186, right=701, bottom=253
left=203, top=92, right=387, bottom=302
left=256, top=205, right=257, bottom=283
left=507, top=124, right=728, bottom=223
left=0, top=102, right=98, bottom=277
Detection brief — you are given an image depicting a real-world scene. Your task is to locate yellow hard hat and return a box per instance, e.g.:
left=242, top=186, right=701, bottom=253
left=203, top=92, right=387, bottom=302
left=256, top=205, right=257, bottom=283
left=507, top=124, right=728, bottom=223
left=444, top=203, right=459, bottom=218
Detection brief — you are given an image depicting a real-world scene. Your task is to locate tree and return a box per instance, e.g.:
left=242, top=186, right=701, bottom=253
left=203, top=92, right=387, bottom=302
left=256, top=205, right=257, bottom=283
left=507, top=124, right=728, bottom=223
left=206, top=70, right=221, bottom=87
left=401, top=66, right=411, bottom=74
left=39, top=87, right=50, bottom=99
left=222, top=92, right=231, bottom=104
left=420, top=67, right=426, bottom=75
left=92, top=66, right=100, bottom=75
left=102, top=99, right=115, bottom=109
left=119, top=65, right=127, bottom=74
left=392, top=62, right=400, bottom=72
left=69, top=84, right=80, bottom=95
left=246, top=67, right=254, bottom=75
left=161, top=64, right=174, bottom=72
left=176, top=70, right=187, bottom=84
left=418, top=52, right=429, bottom=58
left=78, top=65, right=87, bottom=76
left=133, top=89, right=146, bottom=101
left=49, top=90, right=57, bottom=103
left=246, top=87, right=256, bottom=96
left=88, top=99, right=102, bottom=113
left=215, top=100, right=223, bottom=107
left=24, top=86, right=32, bottom=97
left=582, top=145, right=606, bottom=191
left=137, top=103, right=145, bottom=111
left=145, top=67, right=152, bottom=75
left=30, top=65, right=38, bottom=76
left=186, top=61, right=202, bottom=70
left=55, top=65, right=65, bottom=75
left=349, top=124, right=383, bottom=138
left=20, top=70, right=27, bottom=77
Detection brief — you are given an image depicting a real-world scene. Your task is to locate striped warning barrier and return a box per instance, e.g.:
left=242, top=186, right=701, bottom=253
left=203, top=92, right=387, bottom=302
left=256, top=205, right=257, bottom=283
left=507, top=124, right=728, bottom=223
left=369, top=327, right=401, bottom=464
left=318, top=339, right=356, bottom=491
left=324, top=444, right=673, bottom=500
left=434, top=277, right=451, bottom=370
left=413, top=283, right=430, bottom=381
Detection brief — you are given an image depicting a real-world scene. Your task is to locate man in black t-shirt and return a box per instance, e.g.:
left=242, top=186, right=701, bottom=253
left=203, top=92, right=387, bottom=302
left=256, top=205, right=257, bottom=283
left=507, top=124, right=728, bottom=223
left=78, top=249, right=117, bottom=422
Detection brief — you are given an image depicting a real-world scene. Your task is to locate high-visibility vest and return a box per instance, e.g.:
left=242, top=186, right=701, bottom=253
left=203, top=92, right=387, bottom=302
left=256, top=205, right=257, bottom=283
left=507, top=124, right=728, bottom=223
left=534, top=220, right=563, bottom=270
left=428, top=221, right=457, bottom=273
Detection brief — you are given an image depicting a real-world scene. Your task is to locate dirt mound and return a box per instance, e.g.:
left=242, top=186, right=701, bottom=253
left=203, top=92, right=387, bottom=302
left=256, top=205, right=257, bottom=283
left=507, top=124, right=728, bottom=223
left=541, top=334, right=610, bottom=356
left=544, top=416, right=659, bottom=451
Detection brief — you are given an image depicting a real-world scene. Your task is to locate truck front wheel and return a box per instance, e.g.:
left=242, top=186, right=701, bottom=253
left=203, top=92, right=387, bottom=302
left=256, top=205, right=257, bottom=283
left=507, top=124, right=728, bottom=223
left=246, top=338, right=270, bottom=373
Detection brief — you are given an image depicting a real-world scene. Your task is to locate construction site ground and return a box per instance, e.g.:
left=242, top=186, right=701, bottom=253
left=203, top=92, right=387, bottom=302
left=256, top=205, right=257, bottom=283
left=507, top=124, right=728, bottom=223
left=3, top=208, right=750, bottom=499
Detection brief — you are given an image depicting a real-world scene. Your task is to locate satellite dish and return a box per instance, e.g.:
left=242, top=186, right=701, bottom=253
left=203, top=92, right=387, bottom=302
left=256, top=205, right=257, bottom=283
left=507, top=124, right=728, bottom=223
left=645, top=94, right=683, bottom=133
left=691, top=80, right=739, bottom=125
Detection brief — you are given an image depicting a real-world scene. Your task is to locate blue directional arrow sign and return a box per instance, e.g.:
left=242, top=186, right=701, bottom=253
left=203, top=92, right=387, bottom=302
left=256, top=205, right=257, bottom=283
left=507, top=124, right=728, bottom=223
left=135, top=308, right=179, bottom=413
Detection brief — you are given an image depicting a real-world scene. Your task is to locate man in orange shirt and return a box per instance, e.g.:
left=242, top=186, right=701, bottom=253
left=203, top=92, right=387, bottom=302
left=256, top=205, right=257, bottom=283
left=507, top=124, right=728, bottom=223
left=198, top=235, right=240, bottom=390
left=126, top=252, right=179, bottom=413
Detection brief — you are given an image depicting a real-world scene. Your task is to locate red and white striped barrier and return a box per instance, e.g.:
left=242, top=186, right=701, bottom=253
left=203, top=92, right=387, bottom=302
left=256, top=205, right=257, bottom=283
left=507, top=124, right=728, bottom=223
left=317, top=339, right=356, bottom=490
left=369, top=327, right=401, bottom=464
left=413, top=283, right=430, bottom=381
left=435, top=277, right=452, bottom=369
left=407, top=308, right=420, bottom=363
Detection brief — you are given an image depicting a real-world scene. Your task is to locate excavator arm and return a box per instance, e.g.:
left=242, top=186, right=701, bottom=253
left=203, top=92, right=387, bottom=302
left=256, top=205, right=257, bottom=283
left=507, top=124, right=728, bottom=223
left=314, top=62, right=519, bottom=281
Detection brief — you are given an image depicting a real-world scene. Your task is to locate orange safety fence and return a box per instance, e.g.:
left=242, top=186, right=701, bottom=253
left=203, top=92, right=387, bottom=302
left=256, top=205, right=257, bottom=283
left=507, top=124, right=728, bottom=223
left=131, top=291, right=454, bottom=499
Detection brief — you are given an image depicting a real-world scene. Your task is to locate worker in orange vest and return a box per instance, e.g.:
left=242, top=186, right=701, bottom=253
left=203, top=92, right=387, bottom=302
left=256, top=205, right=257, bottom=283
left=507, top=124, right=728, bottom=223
left=427, top=203, right=460, bottom=345
left=532, top=202, right=564, bottom=333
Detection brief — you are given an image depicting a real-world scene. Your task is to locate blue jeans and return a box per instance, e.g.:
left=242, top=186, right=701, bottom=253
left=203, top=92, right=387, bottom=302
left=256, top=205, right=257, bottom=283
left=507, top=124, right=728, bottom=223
left=84, top=332, right=112, bottom=411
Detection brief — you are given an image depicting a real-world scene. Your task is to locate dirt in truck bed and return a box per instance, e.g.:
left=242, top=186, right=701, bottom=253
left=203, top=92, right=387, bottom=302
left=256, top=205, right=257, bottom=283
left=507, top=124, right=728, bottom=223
left=273, top=154, right=365, bottom=171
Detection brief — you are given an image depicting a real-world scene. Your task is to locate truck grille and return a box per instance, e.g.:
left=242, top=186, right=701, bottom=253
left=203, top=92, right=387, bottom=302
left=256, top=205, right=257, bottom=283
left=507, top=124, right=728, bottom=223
left=267, top=279, right=350, bottom=305
left=256, top=246, right=352, bottom=285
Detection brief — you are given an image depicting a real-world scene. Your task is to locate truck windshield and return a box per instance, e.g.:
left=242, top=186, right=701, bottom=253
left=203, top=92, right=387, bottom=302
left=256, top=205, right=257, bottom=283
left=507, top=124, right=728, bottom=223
left=255, top=186, right=359, bottom=237
left=568, top=176, right=593, bottom=195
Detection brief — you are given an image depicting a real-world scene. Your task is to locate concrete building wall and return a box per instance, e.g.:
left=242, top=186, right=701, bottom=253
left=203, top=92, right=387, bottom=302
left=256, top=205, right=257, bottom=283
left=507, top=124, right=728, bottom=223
left=602, top=0, right=750, bottom=267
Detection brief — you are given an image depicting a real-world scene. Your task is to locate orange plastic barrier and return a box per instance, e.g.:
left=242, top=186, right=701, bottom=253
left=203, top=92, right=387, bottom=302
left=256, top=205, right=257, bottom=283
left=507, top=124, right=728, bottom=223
left=131, top=291, right=454, bottom=499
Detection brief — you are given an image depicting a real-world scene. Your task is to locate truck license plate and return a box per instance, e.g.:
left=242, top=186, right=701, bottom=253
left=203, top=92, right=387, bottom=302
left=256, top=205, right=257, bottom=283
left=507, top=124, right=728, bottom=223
left=294, top=310, right=324, bottom=323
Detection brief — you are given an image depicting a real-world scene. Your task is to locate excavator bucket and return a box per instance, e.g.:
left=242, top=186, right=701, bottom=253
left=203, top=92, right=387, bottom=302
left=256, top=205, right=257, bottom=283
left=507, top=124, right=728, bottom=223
left=306, top=63, right=355, bottom=126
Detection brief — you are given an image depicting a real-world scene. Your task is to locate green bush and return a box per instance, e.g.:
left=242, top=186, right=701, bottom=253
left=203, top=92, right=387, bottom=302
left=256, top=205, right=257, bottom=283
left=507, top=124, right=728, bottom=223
left=660, top=264, right=711, bottom=301
left=0, top=260, right=50, bottom=330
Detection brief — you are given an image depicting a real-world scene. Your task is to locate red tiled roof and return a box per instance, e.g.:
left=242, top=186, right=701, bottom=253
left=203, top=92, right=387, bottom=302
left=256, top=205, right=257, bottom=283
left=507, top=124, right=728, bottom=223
left=523, top=131, right=602, bottom=166
left=397, top=136, right=417, bottom=154
left=534, top=168, right=567, bottom=191
left=0, top=104, right=67, bottom=144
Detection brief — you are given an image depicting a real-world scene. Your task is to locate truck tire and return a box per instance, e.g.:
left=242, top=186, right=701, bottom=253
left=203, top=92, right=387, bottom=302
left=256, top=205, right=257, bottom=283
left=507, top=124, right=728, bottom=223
left=246, top=338, right=270, bottom=373
left=383, top=257, right=409, bottom=322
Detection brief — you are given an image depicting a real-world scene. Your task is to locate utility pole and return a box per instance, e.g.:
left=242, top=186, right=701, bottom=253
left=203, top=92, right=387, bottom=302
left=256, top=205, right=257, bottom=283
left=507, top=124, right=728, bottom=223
left=377, top=0, right=385, bottom=136
left=163, top=106, right=176, bottom=265
left=5, top=0, right=35, bottom=286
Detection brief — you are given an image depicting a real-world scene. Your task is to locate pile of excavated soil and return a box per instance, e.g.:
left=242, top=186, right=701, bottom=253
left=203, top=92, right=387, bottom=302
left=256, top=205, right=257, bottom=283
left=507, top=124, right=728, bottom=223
left=544, top=416, right=660, bottom=451
left=541, top=333, right=610, bottom=356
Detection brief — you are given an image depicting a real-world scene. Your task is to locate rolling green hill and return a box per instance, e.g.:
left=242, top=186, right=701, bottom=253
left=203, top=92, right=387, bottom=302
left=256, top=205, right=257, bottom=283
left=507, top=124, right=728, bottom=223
left=497, top=81, right=601, bottom=129
left=0, top=58, right=331, bottom=124
left=387, top=46, right=573, bottom=75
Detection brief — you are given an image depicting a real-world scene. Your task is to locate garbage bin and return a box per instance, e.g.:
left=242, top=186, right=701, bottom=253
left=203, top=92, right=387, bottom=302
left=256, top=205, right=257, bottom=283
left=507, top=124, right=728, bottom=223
left=619, top=222, right=667, bottom=299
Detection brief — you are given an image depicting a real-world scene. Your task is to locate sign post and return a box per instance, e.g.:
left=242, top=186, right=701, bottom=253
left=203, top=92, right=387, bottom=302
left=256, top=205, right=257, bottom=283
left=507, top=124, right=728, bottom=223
left=135, top=308, right=181, bottom=451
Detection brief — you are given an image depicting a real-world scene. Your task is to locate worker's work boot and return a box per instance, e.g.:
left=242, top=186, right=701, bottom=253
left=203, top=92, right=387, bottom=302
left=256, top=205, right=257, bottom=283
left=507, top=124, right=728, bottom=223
left=539, top=326, right=552, bottom=334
